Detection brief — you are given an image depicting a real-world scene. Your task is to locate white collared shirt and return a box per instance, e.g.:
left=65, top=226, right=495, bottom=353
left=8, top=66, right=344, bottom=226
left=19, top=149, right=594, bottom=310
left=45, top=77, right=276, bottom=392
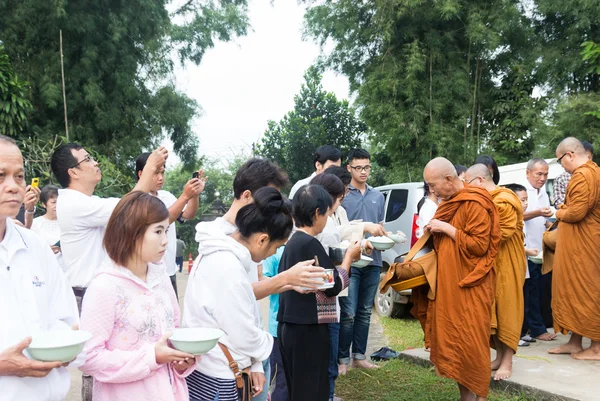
left=288, top=172, right=317, bottom=200
left=0, top=218, right=79, bottom=401
left=524, top=179, right=550, bottom=252
left=56, top=188, right=120, bottom=288
left=156, top=190, right=178, bottom=276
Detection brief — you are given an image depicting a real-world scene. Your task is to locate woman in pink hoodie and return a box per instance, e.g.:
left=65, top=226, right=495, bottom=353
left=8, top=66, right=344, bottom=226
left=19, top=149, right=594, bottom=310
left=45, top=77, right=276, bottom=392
left=80, top=192, right=196, bottom=401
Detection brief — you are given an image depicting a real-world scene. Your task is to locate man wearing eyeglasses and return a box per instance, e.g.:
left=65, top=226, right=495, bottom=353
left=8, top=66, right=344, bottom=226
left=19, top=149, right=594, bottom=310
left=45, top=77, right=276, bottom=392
left=548, top=137, right=600, bottom=360
left=552, top=140, right=594, bottom=208
left=50, top=143, right=168, bottom=310
left=521, top=158, right=556, bottom=344
left=338, top=148, right=386, bottom=374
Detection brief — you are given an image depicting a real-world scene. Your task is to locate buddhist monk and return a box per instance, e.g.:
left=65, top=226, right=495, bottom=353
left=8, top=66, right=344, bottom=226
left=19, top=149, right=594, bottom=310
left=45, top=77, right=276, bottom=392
left=548, top=137, right=600, bottom=360
left=424, top=158, right=501, bottom=401
left=465, top=164, right=526, bottom=380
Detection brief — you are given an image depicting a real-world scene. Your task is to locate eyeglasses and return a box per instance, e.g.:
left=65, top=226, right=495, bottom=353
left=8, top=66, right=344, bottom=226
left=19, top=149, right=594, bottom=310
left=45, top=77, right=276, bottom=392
left=70, top=154, right=95, bottom=169
left=467, top=176, right=481, bottom=184
left=557, top=152, right=570, bottom=165
left=349, top=165, right=371, bottom=173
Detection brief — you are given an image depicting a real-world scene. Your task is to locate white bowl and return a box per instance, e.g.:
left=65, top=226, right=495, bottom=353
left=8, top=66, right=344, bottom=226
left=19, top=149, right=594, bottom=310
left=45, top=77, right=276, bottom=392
left=352, top=254, right=373, bottom=268
left=27, top=330, right=92, bottom=363
left=369, top=236, right=395, bottom=250
left=169, top=328, right=225, bottom=355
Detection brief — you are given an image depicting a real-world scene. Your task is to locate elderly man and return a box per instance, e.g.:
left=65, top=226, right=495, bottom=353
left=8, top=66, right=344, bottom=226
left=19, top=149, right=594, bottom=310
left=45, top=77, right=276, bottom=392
left=424, top=158, right=501, bottom=401
left=552, top=140, right=594, bottom=207
left=548, top=137, right=600, bottom=360
left=0, top=135, right=79, bottom=401
left=521, top=158, right=556, bottom=342
left=465, top=164, right=526, bottom=381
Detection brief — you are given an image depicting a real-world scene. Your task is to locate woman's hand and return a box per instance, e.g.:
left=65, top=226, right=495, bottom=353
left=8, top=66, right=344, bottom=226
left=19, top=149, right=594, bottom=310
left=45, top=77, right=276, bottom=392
left=362, top=240, right=374, bottom=256
left=344, top=241, right=362, bottom=263
left=171, top=357, right=196, bottom=373
left=155, top=333, right=195, bottom=364
left=251, top=372, right=266, bottom=396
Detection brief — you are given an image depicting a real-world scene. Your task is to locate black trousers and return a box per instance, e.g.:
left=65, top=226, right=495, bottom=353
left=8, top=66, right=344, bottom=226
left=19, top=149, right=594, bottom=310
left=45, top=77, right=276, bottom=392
left=278, top=322, right=330, bottom=401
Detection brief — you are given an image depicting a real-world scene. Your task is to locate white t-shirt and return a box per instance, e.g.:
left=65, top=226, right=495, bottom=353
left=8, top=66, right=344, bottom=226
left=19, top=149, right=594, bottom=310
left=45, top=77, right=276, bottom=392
left=0, top=218, right=79, bottom=401
left=30, top=216, right=66, bottom=272
left=56, top=188, right=120, bottom=288
left=157, top=190, right=178, bottom=276
left=524, top=180, right=550, bottom=255
left=288, top=172, right=317, bottom=200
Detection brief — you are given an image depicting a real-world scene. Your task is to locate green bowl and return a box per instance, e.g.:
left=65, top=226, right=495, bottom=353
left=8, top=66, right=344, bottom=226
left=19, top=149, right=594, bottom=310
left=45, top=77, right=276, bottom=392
left=369, top=236, right=396, bottom=250
left=352, top=254, right=373, bottom=268
left=170, top=328, right=225, bottom=355
left=27, top=330, right=92, bottom=363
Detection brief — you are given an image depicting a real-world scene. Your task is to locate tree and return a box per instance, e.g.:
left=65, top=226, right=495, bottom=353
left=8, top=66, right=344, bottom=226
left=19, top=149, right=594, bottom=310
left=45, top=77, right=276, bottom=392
left=0, top=45, right=32, bottom=137
left=0, top=0, right=250, bottom=172
left=254, top=66, right=366, bottom=184
left=303, top=0, right=543, bottom=181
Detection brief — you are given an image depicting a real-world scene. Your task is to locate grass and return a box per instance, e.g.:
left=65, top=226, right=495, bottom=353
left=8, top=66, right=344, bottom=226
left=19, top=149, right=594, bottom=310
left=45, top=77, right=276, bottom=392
left=335, top=317, right=534, bottom=401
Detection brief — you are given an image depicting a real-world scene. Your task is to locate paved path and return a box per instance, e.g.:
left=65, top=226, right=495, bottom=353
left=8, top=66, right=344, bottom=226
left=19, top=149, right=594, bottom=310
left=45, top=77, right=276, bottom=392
left=401, top=332, right=600, bottom=401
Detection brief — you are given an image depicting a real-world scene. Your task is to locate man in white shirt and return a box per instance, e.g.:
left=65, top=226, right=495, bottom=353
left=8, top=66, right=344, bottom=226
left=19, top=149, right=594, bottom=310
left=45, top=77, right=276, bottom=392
left=288, top=145, right=342, bottom=199
left=0, top=135, right=79, bottom=401
left=135, top=152, right=206, bottom=297
left=522, top=158, right=556, bottom=342
left=50, top=143, right=168, bottom=310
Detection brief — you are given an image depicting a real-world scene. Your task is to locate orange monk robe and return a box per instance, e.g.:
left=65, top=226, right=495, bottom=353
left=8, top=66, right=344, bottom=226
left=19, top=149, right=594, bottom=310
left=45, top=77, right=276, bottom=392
left=429, top=186, right=501, bottom=398
left=490, top=188, right=527, bottom=352
left=553, top=161, right=600, bottom=342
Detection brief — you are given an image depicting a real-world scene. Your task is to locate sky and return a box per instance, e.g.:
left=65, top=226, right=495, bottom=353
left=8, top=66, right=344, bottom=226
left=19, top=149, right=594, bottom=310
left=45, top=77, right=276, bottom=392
left=167, top=0, right=350, bottom=168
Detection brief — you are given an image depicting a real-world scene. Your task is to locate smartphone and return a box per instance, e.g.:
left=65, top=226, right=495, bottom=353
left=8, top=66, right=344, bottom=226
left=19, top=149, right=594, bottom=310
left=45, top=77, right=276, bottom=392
left=31, top=178, right=40, bottom=188
left=192, top=172, right=199, bottom=179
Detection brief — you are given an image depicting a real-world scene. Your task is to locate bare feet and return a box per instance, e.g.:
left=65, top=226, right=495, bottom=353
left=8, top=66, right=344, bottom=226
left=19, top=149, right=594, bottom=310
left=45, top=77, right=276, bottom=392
left=338, top=363, right=348, bottom=376
left=571, top=347, right=600, bottom=361
left=490, top=358, right=501, bottom=371
left=493, top=366, right=512, bottom=381
left=548, top=343, right=584, bottom=355
left=352, top=359, right=380, bottom=369
left=536, top=332, right=557, bottom=341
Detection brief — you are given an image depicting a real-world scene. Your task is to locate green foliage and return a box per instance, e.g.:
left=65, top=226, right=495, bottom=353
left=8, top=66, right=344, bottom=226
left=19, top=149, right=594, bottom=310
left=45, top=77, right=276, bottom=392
left=0, top=45, right=32, bottom=137
left=254, top=67, right=366, bottom=184
left=303, top=0, right=541, bottom=182
left=0, top=0, right=250, bottom=174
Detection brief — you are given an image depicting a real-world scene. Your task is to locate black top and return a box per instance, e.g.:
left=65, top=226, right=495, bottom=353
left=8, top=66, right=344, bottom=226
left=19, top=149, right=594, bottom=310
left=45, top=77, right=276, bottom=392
left=277, top=231, right=343, bottom=325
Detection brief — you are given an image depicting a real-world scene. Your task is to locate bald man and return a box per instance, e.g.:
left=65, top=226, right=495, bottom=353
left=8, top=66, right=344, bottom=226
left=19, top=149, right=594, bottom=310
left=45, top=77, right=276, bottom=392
left=548, top=137, right=600, bottom=360
left=424, top=158, right=501, bottom=401
left=466, top=164, right=526, bottom=380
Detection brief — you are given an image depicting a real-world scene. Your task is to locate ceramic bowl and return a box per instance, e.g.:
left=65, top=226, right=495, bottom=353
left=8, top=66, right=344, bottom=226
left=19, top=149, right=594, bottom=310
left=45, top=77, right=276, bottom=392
left=352, top=254, right=374, bottom=268
left=169, top=328, right=225, bottom=355
left=368, top=236, right=395, bottom=250
left=27, top=330, right=92, bottom=363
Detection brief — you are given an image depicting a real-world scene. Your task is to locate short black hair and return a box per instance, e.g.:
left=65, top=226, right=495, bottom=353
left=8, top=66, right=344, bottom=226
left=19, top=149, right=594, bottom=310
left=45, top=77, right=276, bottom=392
left=236, top=187, right=293, bottom=242
left=135, top=152, right=151, bottom=181
left=310, top=173, right=345, bottom=201
left=474, top=155, right=500, bottom=185
left=454, top=164, right=467, bottom=176
left=347, top=148, right=371, bottom=164
left=40, top=185, right=59, bottom=205
left=233, top=158, right=289, bottom=199
left=505, top=183, right=527, bottom=194
left=292, top=185, right=332, bottom=228
left=582, top=140, right=595, bottom=156
left=314, top=145, right=342, bottom=166
left=50, top=143, right=84, bottom=187
left=323, top=166, right=351, bottom=186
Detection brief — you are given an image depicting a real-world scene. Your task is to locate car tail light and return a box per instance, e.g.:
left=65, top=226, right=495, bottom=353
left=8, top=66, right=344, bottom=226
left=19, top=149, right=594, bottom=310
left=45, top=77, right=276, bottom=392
left=410, top=213, right=419, bottom=247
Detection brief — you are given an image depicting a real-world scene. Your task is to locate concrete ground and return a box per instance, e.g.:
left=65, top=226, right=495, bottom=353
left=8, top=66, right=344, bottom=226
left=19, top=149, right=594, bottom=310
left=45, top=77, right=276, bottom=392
left=401, top=332, right=600, bottom=401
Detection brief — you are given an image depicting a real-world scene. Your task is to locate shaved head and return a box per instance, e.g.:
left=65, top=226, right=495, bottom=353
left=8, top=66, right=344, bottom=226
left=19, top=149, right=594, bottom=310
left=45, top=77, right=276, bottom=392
left=557, top=137, right=585, bottom=156
left=424, top=157, right=458, bottom=180
left=424, top=157, right=463, bottom=200
left=466, top=164, right=493, bottom=182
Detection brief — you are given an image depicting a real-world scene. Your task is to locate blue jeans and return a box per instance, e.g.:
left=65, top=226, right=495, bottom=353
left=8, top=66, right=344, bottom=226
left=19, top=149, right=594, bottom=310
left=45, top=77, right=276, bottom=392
left=253, top=359, right=270, bottom=401
left=328, top=323, right=340, bottom=400
left=338, top=265, right=381, bottom=364
left=269, top=337, right=289, bottom=401
left=522, top=261, right=547, bottom=338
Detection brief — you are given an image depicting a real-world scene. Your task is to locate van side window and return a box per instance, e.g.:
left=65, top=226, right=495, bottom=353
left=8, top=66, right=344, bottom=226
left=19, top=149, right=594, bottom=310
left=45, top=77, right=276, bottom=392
left=385, top=189, right=408, bottom=222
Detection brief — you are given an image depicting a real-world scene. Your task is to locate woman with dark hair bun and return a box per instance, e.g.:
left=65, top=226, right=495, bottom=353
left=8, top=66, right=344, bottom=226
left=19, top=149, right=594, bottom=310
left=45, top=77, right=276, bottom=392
left=278, top=185, right=361, bottom=401
left=183, top=186, right=294, bottom=401
left=475, top=155, right=500, bottom=185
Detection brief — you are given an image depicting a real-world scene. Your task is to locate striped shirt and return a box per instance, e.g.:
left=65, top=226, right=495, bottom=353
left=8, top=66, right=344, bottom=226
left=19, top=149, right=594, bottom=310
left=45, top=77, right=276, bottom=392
left=187, top=370, right=237, bottom=401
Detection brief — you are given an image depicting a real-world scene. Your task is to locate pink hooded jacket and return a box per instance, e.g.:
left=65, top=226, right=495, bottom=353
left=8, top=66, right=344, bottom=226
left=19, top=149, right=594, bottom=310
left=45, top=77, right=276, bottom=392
left=79, top=260, right=193, bottom=401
